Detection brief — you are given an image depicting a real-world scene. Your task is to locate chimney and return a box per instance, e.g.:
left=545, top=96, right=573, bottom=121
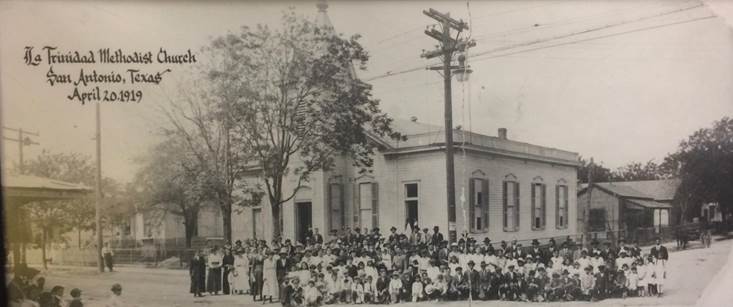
left=410, top=116, right=418, bottom=122
left=498, top=128, right=508, bottom=140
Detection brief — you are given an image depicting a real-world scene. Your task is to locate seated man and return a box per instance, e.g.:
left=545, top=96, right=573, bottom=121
left=547, top=272, right=564, bottom=301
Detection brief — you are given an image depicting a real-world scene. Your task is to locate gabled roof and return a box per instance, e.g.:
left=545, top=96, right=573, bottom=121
left=580, top=179, right=680, bottom=202
left=606, top=179, right=680, bottom=201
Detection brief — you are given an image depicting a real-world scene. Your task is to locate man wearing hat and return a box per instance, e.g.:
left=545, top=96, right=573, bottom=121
left=477, top=261, right=492, bottom=300
left=593, top=263, right=610, bottom=300
left=464, top=260, right=480, bottom=299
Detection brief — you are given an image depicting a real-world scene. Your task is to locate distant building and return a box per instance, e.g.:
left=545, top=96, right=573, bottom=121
left=234, top=119, right=580, bottom=244
left=120, top=203, right=223, bottom=247
left=577, top=179, right=680, bottom=241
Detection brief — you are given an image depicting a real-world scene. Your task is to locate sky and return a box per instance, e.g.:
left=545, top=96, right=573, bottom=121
left=1, top=0, right=732, bottom=184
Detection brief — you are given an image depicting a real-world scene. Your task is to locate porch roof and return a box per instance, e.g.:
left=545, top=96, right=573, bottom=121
left=625, top=198, right=672, bottom=210
left=2, top=173, right=92, bottom=205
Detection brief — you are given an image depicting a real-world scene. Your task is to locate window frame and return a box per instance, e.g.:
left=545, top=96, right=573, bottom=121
left=469, top=177, right=489, bottom=233
left=503, top=178, right=520, bottom=232
left=328, top=182, right=344, bottom=234
left=531, top=182, right=546, bottom=231
left=555, top=184, right=569, bottom=229
left=404, top=181, right=420, bottom=228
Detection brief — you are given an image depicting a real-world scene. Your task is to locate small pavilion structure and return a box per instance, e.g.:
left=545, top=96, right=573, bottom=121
left=3, top=173, right=92, bottom=267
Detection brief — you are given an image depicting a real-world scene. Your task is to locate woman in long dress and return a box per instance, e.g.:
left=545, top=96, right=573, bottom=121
left=222, top=249, right=235, bottom=295
left=206, top=246, right=223, bottom=295
left=233, top=248, right=251, bottom=294
left=262, top=249, right=280, bottom=303
left=189, top=250, right=207, bottom=297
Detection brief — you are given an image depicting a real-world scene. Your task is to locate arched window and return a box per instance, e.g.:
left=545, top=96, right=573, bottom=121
left=469, top=170, right=489, bottom=232
left=531, top=177, right=546, bottom=230
left=503, top=174, right=520, bottom=232
left=556, top=179, right=569, bottom=229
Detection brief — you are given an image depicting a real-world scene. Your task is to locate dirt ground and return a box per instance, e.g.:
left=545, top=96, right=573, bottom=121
left=32, top=237, right=731, bottom=307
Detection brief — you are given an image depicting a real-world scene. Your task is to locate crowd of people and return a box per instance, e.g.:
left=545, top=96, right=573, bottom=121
left=7, top=263, right=132, bottom=307
left=190, top=225, right=670, bottom=306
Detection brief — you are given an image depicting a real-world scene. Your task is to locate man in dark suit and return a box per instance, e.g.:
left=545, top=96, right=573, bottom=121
left=376, top=270, right=391, bottom=303
left=276, top=248, right=290, bottom=299
left=431, top=226, right=444, bottom=247
left=478, top=261, right=492, bottom=300
left=463, top=261, right=481, bottom=299
left=650, top=238, right=669, bottom=265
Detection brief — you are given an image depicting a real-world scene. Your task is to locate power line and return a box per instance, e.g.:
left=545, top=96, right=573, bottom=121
left=471, top=0, right=696, bottom=42
left=469, top=3, right=705, bottom=59
left=364, top=2, right=708, bottom=82
left=470, top=15, right=716, bottom=63
left=374, top=1, right=565, bottom=45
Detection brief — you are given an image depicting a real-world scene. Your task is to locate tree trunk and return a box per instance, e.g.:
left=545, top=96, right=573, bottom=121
left=271, top=201, right=281, bottom=241
left=42, top=228, right=48, bottom=270
left=78, top=228, right=82, bottom=250
left=183, top=210, right=198, bottom=248
left=222, top=201, right=232, bottom=243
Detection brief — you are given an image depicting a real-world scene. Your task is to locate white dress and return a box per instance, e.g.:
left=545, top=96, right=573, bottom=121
left=233, top=254, right=250, bottom=293
left=262, top=256, right=279, bottom=300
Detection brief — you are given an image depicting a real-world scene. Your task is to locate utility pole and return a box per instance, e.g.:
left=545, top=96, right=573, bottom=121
left=422, top=8, right=474, bottom=244
left=94, top=102, right=104, bottom=272
left=583, top=157, right=594, bottom=249
left=2, top=126, right=39, bottom=174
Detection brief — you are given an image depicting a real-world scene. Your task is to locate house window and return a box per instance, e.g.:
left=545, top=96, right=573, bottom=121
left=531, top=183, right=546, bottom=230
left=405, top=183, right=419, bottom=228
left=556, top=185, right=568, bottom=229
left=329, top=183, right=344, bottom=233
left=358, top=183, right=379, bottom=229
left=469, top=178, right=489, bottom=232
left=503, top=181, right=520, bottom=231
left=589, top=209, right=606, bottom=231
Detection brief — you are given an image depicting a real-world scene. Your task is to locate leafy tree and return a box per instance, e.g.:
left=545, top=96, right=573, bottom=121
left=662, top=117, right=733, bottom=222
left=159, top=77, right=246, bottom=243
left=577, top=156, right=615, bottom=184
left=614, top=160, right=662, bottom=181
left=133, top=135, right=208, bottom=247
left=203, top=10, right=400, bottom=239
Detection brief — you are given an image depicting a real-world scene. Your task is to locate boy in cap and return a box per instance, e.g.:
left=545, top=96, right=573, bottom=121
left=375, top=270, right=390, bottom=304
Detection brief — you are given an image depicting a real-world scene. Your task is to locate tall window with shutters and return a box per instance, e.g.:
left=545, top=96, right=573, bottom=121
left=531, top=182, right=546, bottom=230
left=328, top=183, right=344, bottom=234
left=469, top=178, right=489, bottom=232
left=503, top=179, right=520, bottom=232
left=556, top=185, right=568, bottom=229
left=358, top=182, right=379, bottom=229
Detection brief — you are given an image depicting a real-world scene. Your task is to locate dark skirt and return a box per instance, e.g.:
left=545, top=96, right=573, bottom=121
left=223, top=268, right=232, bottom=294
left=190, top=270, right=206, bottom=294
left=207, top=267, right=222, bottom=293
